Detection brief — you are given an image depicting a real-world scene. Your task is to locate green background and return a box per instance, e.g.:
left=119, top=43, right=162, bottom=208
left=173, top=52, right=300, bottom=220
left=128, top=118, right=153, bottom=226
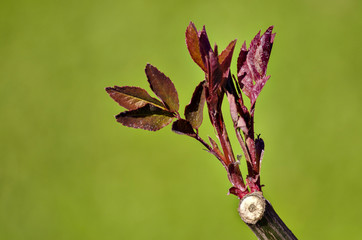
left=1, top=0, right=361, bottom=239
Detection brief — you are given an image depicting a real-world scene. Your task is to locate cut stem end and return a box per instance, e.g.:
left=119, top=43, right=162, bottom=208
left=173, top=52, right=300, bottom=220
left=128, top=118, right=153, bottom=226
left=238, top=191, right=265, bottom=224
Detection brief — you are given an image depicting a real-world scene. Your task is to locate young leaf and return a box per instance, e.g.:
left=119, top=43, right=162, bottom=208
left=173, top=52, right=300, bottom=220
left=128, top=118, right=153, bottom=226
left=106, top=86, right=165, bottom=111
left=185, top=22, right=206, bottom=72
left=247, top=26, right=274, bottom=78
left=199, top=26, right=212, bottom=67
left=219, top=39, right=237, bottom=73
left=237, top=41, right=248, bottom=76
left=145, top=64, right=179, bottom=112
left=256, top=26, right=274, bottom=77
left=208, top=50, right=223, bottom=92
left=185, top=81, right=206, bottom=129
left=172, top=119, right=196, bottom=137
left=116, top=104, right=175, bottom=131
left=237, top=26, right=275, bottom=106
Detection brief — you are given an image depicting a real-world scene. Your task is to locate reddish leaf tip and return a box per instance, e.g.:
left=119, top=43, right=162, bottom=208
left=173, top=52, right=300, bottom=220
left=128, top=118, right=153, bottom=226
left=188, top=21, right=196, bottom=28
left=266, top=25, right=274, bottom=31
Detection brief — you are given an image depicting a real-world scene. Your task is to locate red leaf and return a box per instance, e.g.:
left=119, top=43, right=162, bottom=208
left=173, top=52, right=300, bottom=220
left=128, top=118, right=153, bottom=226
left=247, top=26, right=274, bottom=78
left=257, top=26, right=274, bottom=76
left=172, top=119, right=196, bottom=137
left=145, top=64, right=179, bottom=112
left=237, top=41, right=248, bottom=76
left=185, top=22, right=206, bottom=72
left=237, top=26, right=275, bottom=106
left=106, top=86, right=165, bottom=111
left=219, top=39, right=237, bottom=73
left=116, top=104, right=174, bottom=131
left=208, top=50, right=223, bottom=92
left=184, top=81, right=206, bottom=129
left=199, top=26, right=212, bottom=67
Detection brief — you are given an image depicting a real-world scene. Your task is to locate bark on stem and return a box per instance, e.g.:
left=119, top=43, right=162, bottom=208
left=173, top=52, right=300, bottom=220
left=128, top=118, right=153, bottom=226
left=239, top=192, right=297, bottom=240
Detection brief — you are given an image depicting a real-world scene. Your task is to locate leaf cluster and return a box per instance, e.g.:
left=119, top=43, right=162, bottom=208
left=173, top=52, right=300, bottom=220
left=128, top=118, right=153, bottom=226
left=106, top=22, right=275, bottom=198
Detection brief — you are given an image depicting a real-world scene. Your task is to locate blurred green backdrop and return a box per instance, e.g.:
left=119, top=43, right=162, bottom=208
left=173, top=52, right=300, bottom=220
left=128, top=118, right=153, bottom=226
left=1, top=0, right=361, bottom=239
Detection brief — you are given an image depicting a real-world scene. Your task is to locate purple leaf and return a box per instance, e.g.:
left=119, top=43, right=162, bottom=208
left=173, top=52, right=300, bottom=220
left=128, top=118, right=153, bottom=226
left=199, top=26, right=212, bottom=67
left=208, top=50, right=223, bottom=92
left=116, top=104, right=175, bottom=131
left=257, top=26, right=274, bottom=76
left=184, top=81, right=206, bottom=129
left=145, top=64, right=179, bottom=112
left=172, top=119, right=196, bottom=137
left=237, top=41, right=248, bottom=77
left=237, top=26, right=275, bottom=106
left=106, top=86, right=165, bottom=111
left=247, top=26, right=273, bottom=78
left=185, top=22, right=206, bottom=72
